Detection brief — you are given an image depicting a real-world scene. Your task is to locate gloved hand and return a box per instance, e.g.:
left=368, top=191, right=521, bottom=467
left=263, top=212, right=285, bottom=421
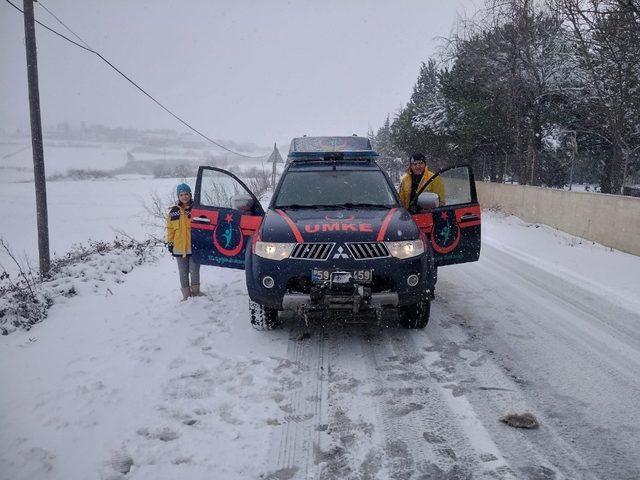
left=166, top=242, right=174, bottom=254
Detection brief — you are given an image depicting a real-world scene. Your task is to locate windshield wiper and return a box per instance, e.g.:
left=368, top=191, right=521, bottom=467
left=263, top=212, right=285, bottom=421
left=331, top=202, right=394, bottom=209
left=277, top=203, right=394, bottom=209
left=276, top=204, right=322, bottom=209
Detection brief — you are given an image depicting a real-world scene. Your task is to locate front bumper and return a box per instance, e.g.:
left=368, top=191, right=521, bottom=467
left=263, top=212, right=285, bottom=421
left=246, top=249, right=436, bottom=310
left=283, top=291, right=399, bottom=310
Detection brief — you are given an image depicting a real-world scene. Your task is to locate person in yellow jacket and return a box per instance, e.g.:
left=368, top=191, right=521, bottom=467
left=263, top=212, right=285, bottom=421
left=398, top=153, right=445, bottom=212
left=166, top=183, right=202, bottom=300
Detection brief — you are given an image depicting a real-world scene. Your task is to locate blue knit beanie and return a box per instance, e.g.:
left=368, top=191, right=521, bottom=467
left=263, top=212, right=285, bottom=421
left=176, top=183, right=191, bottom=197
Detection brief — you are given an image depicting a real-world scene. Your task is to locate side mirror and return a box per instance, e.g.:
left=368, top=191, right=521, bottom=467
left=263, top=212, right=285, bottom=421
left=417, top=192, right=439, bottom=212
left=231, top=193, right=254, bottom=212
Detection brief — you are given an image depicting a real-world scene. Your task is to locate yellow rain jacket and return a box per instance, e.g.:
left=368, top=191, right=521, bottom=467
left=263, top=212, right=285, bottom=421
left=398, top=167, right=445, bottom=210
left=166, top=202, right=192, bottom=257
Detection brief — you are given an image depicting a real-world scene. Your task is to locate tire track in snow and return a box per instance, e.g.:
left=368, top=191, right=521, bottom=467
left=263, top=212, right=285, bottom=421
left=262, top=325, right=329, bottom=480
left=471, top=245, right=640, bottom=393
left=318, top=325, right=516, bottom=479
left=412, top=309, right=594, bottom=480
left=365, top=329, right=515, bottom=479
left=434, top=243, right=640, bottom=479
left=482, top=243, right=640, bottom=372
left=315, top=326, right=385, bottom=480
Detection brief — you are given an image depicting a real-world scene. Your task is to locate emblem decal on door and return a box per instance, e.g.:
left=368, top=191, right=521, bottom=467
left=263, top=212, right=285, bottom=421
left=431, top=211, right=461, bottom=254
left=213, top=211, right=244, bottom=257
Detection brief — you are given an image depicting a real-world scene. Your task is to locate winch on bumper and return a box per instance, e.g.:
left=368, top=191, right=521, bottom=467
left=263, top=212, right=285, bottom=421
left=283, top=275, right=399, bottom=314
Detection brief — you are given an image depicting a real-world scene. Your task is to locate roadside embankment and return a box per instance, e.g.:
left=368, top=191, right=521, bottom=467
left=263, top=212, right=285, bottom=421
left=475, top=181, right=640, bottom=256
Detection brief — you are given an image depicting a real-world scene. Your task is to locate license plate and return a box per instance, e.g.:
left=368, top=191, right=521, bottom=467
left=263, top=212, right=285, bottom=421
left=312, top=269, right=372, bottom=284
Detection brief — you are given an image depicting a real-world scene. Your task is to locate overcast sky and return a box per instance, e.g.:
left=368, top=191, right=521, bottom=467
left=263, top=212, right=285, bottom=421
left=1, top=0, right=481, bottom=150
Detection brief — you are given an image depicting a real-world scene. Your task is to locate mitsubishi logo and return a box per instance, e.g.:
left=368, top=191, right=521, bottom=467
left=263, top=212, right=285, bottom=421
left=333, top=246, right=350, bottom=259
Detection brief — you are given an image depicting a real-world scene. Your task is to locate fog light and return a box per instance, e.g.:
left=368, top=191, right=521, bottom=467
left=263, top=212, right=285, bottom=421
left=262, top=276, right=275, bottom=289
left=407, top=274, right=419, bottom=287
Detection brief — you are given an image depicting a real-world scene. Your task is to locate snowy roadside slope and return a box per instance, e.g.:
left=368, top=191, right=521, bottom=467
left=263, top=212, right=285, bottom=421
left=0, top=258, right=295, bottom=480
left=481, top=210, right=640, bottom=310
left=1, top=211, right=640, bottom=479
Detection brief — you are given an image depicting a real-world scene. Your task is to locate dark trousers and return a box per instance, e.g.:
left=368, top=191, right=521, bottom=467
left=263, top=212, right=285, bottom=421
left=176, top=256, right=200, bottom=288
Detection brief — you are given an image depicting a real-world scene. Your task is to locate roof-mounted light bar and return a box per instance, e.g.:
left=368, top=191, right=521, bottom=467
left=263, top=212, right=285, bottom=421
left=289, top=136, right=374, bottom=154
left=288, top=150, right=379, bottom=162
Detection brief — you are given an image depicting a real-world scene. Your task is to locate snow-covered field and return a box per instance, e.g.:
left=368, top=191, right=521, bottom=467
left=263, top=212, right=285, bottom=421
left=0, top=165, right=274, bottom=274
left=0, top=138, right=273, bottom=183
left=0, top=176, right=192, bottom=270
left=2, top=171, right=640, bottom=479
left=0, top=140, right=132, bottom=182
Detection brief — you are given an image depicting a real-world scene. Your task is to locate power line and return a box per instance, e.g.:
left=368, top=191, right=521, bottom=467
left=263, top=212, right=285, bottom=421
left=37, top=0, right=92, bottom=49
left=4, top=0, right=267, bottom=159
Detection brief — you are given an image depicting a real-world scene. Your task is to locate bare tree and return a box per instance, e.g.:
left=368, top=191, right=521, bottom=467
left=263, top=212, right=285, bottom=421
left=554, top=0, right=640, bottom=192
left=482, top=0, right=579, bottom=185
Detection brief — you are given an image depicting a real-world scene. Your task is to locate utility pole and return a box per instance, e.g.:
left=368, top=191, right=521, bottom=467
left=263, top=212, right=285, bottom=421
left=568, top=131, right=577, bottom=191
left=23, top=0, right=51, bottom=275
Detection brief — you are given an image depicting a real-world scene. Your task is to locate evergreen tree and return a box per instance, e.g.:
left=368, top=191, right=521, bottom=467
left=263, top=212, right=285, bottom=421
left=374, top=0, right=639, bottom=193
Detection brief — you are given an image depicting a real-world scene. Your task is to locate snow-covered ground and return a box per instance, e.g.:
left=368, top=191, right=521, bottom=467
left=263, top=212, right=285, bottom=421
left=2, top=200, right=640, bottom=478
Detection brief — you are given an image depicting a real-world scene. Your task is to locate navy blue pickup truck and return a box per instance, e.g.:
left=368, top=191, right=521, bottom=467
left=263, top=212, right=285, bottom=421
left=191, top=136, right=481, bottom=330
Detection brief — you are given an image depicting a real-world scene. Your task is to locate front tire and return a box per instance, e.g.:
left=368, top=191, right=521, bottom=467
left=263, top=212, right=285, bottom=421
left=249, top=300, right=280, bottom=330
left=399, top=300, right=431, bottom=329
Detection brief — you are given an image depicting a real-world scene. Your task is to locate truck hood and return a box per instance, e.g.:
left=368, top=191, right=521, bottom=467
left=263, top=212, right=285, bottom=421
left=259, top=207, right=419, bottom=243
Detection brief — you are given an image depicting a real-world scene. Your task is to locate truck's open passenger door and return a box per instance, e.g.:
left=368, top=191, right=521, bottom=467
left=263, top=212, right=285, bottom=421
left=192, top=167, right=264, bottom=269
left=411, top=165, right=481, bottom=267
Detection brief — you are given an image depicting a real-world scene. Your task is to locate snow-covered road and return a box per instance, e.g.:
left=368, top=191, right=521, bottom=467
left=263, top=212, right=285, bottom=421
left=2, top=212, right=640, bottom=479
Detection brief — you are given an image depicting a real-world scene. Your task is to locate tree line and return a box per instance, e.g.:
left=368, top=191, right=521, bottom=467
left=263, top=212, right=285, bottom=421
left=370, top=0, right=640, bottom=194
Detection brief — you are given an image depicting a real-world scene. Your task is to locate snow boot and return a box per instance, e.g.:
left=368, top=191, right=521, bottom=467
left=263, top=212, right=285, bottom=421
left=190, top=284, right=204, bottom=297
left=181, top=287, right=191, bottom=301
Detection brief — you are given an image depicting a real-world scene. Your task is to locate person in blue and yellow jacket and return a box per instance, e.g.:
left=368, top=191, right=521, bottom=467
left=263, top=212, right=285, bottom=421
left=398, top=153, right=445, bottom=212
left=166, top=183, right=202, bottom=300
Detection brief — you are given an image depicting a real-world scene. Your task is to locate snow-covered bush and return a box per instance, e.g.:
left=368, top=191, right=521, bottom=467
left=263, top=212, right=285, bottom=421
left=0, top=237, right=159, bottom=335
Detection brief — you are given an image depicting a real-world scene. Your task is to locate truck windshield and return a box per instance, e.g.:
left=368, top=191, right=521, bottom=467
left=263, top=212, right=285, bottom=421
left=274, top=170, right=398, bottom=208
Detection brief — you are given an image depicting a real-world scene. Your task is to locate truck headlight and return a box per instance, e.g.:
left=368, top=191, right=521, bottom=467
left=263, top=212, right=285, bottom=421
left=385, top=240, right=424, bottom=259
left=254, top=241, right=295, bottom=261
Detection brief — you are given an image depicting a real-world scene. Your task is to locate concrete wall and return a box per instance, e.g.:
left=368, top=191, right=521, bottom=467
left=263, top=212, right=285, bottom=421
left=475, top=182, right=640, bottom=256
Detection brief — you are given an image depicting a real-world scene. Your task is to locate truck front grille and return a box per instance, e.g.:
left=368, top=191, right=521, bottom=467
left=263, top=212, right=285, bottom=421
left=290, top=243, right=334, bottom=260
left=346, top=242, right=390, bottom=260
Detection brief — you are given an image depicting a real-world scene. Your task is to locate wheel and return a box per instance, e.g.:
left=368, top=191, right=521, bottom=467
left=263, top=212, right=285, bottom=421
left=249, top=300, right=281, bottom=330
left=399, top=300, right=431, bottom=329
